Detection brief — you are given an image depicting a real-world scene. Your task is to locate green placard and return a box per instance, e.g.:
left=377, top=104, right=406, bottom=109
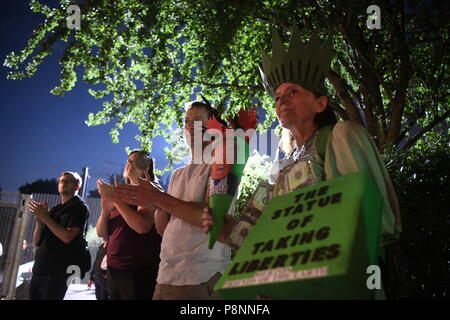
left=215, top=171, right=383, bottom=299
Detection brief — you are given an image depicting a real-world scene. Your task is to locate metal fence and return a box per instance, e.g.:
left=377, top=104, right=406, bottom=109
left=0, top=192, right=101, bottom=300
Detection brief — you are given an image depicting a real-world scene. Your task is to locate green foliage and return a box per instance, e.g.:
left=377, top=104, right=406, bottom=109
left=156, top=128, right=190, bottom=176
left=384, top=134, right=450, bottom=298
left=5, top=0, right=448, bottom=162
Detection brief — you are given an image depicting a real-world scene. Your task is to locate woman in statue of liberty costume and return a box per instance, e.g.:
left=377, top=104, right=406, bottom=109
left=202, top=25, right=402, bottom=298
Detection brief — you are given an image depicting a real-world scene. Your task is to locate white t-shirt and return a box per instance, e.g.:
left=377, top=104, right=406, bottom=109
left=157, top=162, right=231, bottom=285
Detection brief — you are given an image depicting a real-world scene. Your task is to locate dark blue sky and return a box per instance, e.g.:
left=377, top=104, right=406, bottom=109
left=0, top=0, right=171, bottom=194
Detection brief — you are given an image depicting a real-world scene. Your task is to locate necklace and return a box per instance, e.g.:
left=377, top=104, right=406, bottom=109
left=291, top=129, right=318, bottom=162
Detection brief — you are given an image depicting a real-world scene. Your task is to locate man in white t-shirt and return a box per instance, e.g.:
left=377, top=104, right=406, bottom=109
left=115, top=101, right=230, bottom=299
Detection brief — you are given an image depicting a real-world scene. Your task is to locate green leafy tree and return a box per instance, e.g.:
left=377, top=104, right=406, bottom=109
left=384, top=134, right=450, bottom=298
left=154, top=128, right=190, bottom=177
left=18, top=178, right=58, bottom=194
left=4, top=0, right=448, bottom=157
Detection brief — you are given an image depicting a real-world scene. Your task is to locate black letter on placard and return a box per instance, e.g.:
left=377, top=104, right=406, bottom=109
left=331, top=193, right=342, bottom=204
left=291, top=251, right=310, bottom=265
left=301, top=250, right=311, bottom=264
left=284, top=206, right=294, bottom=217
left=290, top=233, right=300, bottom=246
left=312, top=246, right=327, bottom=262
left=286, top=219, right=300, bottom=230
left=261, top=240, right=274, bottom=253
left=271, top=209, right=282, bottom=220
left=276, top=236, right=291, bottom=250
left=229, top=262, right=241, bottom=275
left=272, top=254, right=289, bottom=268
left=316, top=227, right=330, bottom=240
left=290, top=251, right=302, bottom=265
left=306, top=200, right=317, bottom=210
left=299, top=230, right=315, bottom=245
left=292, top=203, right=304, bottom=215
left=295, top=193, right=305, bottom=203
left=318, top=196, right=330, bottom=207
left=259, top=257, right=274, bottom=270
left=318, top=186, right=329, bottom=196
left=326, top=244, right=341, bottom=259
left=247, top=259, right=261, bottom=273
left=305, top=189, right=317, bottom=200
left=252, top=242, right=265, bottom=255
left=301, top=215, right=313, bottom=228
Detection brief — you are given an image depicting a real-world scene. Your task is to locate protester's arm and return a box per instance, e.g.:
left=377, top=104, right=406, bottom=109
left=115, top=177, right=206, bottom=228
left=30, top=201, right=46, bottom=246
left=96, top=197, right=112, bottom=239
left=29, top=200, right=81, bottom=244
left=201, top=206, right=235, bottom=242
left=151, top=191, right=206, bottom=227
left=98, top=179, right=156, bottom=234
left=113, top=199, right=155, bottom=234
left=155, top=208, right=170, bottom=236
left=41, top=219, right=81, bottom=245
left=154, top=172, right=174, bottom=236
left=32, top=220, right=44, bottom=247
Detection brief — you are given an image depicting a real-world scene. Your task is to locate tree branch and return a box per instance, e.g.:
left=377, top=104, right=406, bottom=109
left=398, top=107, right=426, bottom=142
left=327, top=70, right=363, bottom=125
left=329, top=101, right=350, bottom=121
left=400, top=110, right=450, bottom=150
left=340, top=13, right=394, bottom=104
left=386, top=0, right=411, bottom=146
left=340, top=11, right=387, bottom=146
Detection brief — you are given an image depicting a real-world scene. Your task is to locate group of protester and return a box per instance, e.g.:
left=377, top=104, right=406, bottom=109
left=26, top=26, right=401, bottom=300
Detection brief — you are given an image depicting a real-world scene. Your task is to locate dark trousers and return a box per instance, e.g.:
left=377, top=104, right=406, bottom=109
left=379, top=244, right=400, bottom=300
left=107, top=266, right=157, bottom=300
left=94, top=276, right=109, bottom=300
left=29, top=274, right=69, bottom=300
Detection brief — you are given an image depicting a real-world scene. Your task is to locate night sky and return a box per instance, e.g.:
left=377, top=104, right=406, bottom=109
left=0, top=0, right=172, bottom=194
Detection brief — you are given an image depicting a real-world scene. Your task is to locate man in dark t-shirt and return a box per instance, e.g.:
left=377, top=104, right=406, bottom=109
left=29, top=171, right=89, bottom=300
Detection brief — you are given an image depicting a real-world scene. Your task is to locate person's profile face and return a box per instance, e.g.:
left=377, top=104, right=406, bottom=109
left=125, top=152, right=145, bottom=178
left=58, top=174, right=78, bottom=194
left=184, top=106, right=209, bottom=147
left=274, top=82, right=323, bottom=129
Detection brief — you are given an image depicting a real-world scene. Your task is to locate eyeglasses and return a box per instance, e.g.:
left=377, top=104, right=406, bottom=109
left=58, top=178, right=76, bottom=184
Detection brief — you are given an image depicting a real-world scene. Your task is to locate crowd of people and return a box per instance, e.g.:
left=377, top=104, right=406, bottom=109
left=26, top=26, right=401, bottom=300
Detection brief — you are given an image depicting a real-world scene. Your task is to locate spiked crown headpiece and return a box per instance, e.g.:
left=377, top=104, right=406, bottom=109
left=259, top=25, right=332, bottom=98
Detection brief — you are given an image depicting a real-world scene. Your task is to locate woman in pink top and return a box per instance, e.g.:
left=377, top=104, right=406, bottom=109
left=96, top=150, right=162, bottom=300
